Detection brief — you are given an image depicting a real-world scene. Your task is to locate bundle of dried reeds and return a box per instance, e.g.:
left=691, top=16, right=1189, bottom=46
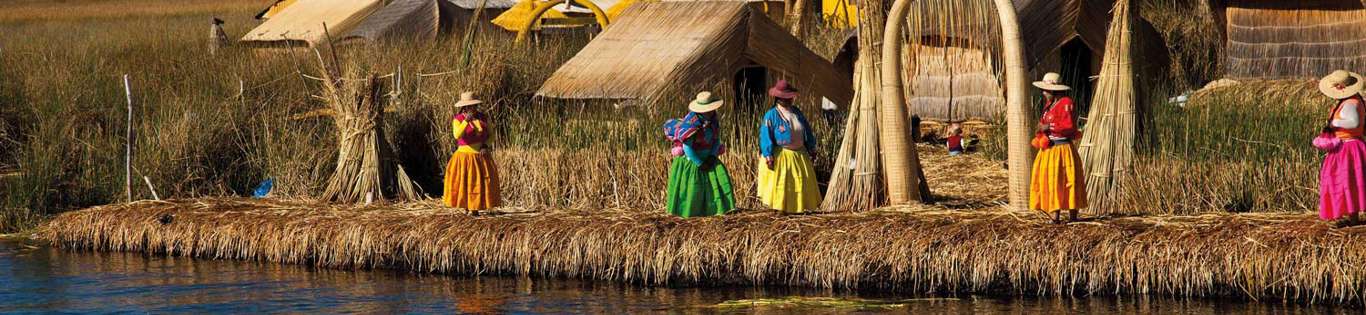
left=39, top=197, right=1366, bottom=304
left=314, top=50, right=420, bottom=203
left=822, top=0, right=890, bottom=211
left=1077, top=0, right=1138, bottom=211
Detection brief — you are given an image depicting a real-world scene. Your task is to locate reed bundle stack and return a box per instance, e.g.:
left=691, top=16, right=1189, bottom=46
left=314, top=53, right=420, bottom=203
left=208, top=18, right=228, bottom=56
left=1077, top=0, right=1138, bottom=211
left=38, top=197, right=1366, bottom=304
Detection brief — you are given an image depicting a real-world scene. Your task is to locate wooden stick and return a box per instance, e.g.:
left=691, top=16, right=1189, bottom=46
left=142, top=176, right=159, bottom=200
left=123, top=74, right=133, bottom=202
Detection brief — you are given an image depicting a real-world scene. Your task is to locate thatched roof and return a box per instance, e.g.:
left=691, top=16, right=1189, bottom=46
left=535, top=1, right=852, bottom=106
left=1216, top=0, right=1366, bottom=79
left=242, top=0, right=495, bottom=47
left=240, top=0, right=383, bottom=46
left=338, top=0, right=442, bottom=44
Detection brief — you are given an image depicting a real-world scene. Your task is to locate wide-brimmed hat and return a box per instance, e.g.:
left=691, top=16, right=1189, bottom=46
left=768, top=80, right=799, bottom=99
left=689, top=91, right=724, bottom=113
left=1319, top=70, right=1365, bottom=100
left=1032, top=72, right=1071, bottom=91
left=455, top=92, right=484, bottom=107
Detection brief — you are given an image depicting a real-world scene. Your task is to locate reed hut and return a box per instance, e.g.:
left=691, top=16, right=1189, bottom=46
left=535, top=1, right=853, bottom=108
left=1213, top=0, right=1366, bottom=80
left=240, top=0, right=510, bottom=47
left=832, top=0, right=1168, bottom=122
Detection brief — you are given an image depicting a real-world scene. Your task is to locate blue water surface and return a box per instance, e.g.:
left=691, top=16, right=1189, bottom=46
left=0, top=239, right=1356, bottom=314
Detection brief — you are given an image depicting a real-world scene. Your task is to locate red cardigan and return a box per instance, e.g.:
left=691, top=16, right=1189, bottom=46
left=1040, top=97, right=1079, bottom=140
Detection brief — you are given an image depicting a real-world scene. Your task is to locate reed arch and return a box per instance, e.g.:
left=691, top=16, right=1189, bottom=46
left=514, top=0, right=611, bottom=43
left=882, top=0, right=1031, bottom=209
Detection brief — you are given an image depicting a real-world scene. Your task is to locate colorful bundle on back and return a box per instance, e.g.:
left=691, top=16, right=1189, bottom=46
left=662, top=118, right=686, bottom=156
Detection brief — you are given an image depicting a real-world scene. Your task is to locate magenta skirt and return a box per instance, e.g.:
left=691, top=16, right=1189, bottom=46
left=1321, top=139, right=1366, bottom=220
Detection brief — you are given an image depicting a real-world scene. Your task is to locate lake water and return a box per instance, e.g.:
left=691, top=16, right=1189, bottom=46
left=0, top=239, right=1354, bottom=314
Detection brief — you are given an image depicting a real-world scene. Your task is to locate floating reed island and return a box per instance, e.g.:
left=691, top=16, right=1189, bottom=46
left=40, top=196, right=1366, bottom=305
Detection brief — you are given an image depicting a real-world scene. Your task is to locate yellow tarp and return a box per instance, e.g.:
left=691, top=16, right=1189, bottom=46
left=822, top=0, right=856, bottom=28
left=492, top=0, right=571, bottom=31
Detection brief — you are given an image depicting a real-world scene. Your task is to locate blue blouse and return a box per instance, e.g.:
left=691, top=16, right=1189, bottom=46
left=758, top=106, right=816, bottom=158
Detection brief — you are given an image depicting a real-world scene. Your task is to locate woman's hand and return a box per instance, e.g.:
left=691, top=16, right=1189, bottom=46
left=765, top=157, right=776, bottom=170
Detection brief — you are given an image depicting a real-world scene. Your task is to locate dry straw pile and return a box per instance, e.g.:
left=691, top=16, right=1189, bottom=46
left=40, top=196, right=1366, bottom=304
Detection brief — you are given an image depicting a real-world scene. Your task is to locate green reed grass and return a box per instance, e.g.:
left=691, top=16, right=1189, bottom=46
left=1121, top=81, right=1326, bottom=214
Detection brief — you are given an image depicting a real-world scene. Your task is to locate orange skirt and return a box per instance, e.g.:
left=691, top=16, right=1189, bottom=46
left=1029, top=143, right=1087, bottom=212
left=443, top=152, right=500, bottom=210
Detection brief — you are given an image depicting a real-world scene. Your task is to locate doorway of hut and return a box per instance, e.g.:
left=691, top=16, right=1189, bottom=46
left=733, top=66, right=770, bottom=106
left=1057, top=38, right=1095, bottom=124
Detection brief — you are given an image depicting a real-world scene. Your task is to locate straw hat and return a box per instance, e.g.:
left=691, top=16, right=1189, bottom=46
left=454, top=92, right=484, bottom=108
left=768, top=80, right=799, bottom=99
left=1032, top=72, right=1071, bottom=91
left=1319, top=70, right=1365, bottom=100
left=689, top=91, right=724, bottom=113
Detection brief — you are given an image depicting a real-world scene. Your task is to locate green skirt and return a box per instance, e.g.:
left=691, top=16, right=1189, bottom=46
left=666, top=156, right=735, bottom=217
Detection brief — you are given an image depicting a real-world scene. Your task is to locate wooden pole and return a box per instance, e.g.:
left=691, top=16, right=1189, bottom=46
left=880, top=0, right=925, bottom=204
left=123, top=74, right=133, bottom=202
left=993, top=0, right=1033, bottom=211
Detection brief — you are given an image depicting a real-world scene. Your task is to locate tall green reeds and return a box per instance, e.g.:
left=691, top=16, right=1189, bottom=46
left=1122, top=81, right=1326, bottom=214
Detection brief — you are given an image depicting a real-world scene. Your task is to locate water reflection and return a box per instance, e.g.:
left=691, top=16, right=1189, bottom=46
left=0, top=239, right=1356, bottom=313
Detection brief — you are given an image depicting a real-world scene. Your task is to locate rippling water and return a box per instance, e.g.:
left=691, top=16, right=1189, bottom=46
left=0, top=239, right=1355, bottom=313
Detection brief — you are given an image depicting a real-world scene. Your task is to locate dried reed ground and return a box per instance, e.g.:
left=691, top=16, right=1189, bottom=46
left=40, top=147, right=1366, bottom=304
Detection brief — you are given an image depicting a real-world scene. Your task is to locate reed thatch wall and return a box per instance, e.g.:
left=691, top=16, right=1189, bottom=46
left=901, top=0, right=1005, bottom=122
left=39, top=198, right=1366, bottom=304
left=535, top=1, right=852, bottom=107
left=1220, top=0, right=1366, bottom=79
left=896, top=0, right=1169, bottom=122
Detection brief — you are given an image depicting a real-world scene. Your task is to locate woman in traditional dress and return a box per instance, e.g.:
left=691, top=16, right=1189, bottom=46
left=444, top=92, right=500, bottom=215
left=1029, top=72, right=1087, bottom=223
left=666, top=92, right=736, bottom=217
left=1317, top=70, right=1366, bottom=225
left=757, top=80, right=821, bottom=214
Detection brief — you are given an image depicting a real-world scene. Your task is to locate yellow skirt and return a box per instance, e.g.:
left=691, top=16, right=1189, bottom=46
left=443, top=151, right=500, bottom=210
left=1029, top=143, right=1087, bottom=212
left=756, top=149, right=822, bottom=213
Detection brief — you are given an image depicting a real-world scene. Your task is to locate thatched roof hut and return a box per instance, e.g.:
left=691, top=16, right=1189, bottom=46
left=843, top=0, right=1169, bottom=122
left=241, top=0, right=508, bottom=47
left=1213, top=0, right=1365, bottom=80
left=535, top=1, right=852, bottom=107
